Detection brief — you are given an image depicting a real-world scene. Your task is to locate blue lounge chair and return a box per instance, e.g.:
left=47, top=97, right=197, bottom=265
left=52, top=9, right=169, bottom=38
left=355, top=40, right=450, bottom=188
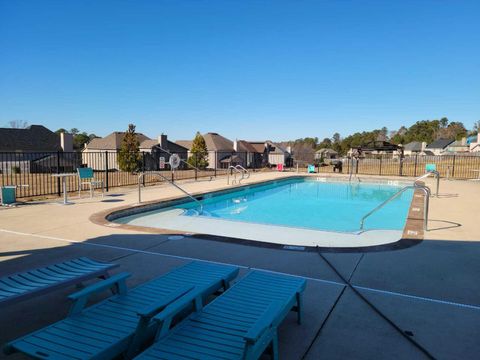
left=135, top=270, right=306, bottom=360
left=0, top=257, right=117, bottom=308
left=4, top=261, right=239, bottom=360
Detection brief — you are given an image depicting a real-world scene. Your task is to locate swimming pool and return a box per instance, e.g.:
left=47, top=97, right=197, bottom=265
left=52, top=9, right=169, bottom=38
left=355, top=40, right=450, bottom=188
left=114, top=178, right=414, bottom=246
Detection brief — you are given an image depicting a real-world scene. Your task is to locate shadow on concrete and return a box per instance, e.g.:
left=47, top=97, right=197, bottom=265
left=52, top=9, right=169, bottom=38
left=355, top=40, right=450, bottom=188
left=1, top=232, right=480, bottom=359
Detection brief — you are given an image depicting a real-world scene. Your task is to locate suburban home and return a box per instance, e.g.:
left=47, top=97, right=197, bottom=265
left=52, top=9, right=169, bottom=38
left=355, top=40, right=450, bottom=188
left=0, top=125, right=75, bottom=173
left=176, top=132, right=242, bottom=169
left=425, top=138, right=455, bottom=156
left=247, top=141, right=292, bottom=167
left=138, top=134, right=188, bottom=170
left=446, top=137, right=474, bottom=153
left=402, top=141, right=427, bottom=156
left=314, top=148, right=338, bottom=161
left=82, top=131, right=187, bottom=171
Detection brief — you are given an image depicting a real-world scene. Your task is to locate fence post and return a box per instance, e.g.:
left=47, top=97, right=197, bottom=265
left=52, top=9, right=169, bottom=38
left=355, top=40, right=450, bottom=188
left=105, top=151, right=109, bottom=192
left=56, top=151, right=61, bottom=196
left=214, top=151, right=217, bottom=177
left=451, top=155, right=456, bottom=178
left=379, top=157, right=382, bottom=176
left=414, top=155, right=418, bottom=177
left=399, top=156, right=403, bottom=176
left=142, top=152, right=146, bottom=186
left=195, top=153, right=198, bottom=181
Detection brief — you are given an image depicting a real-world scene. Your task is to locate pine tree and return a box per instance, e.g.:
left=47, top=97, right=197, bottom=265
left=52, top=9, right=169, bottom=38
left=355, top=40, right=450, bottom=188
left=187, top=132, right=209, bottom=170
left=118, top=124, right=141, bottom=172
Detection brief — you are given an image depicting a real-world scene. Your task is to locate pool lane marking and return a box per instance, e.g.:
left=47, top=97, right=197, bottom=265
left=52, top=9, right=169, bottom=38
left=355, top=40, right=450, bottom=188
left=2, top=228, right=480, bottom=312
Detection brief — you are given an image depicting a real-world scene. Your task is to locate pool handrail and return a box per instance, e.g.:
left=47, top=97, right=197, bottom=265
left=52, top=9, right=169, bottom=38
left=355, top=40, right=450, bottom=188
left=137, top=172, right=203, bottom=214
left=235, top=164, right=250, bottom=179
left=414, top=170, right=440, bottom=197
left=227, top=165, right=243, bottom=185
left=359, top=184, right=430, bottom=232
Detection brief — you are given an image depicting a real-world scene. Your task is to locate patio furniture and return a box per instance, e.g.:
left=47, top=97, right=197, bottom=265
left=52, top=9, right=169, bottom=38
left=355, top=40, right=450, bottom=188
left=77, top=167, right=104, bottom=198
left=0, top=257, right=117, bottom=308
left=135, top=270, right=306, bottom=360
left=4, top=261, right=239, bottom=360
left=425, top=163, right=436, bottom=172
left=1, top=186, right=17, bottom=205
left=51, top=173, right=78, bottom=205
left=307, top=164, right=315, bottom=173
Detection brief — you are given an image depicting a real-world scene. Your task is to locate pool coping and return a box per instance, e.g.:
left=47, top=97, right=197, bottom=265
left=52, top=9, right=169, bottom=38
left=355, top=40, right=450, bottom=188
left=90, top=175, right=425, bottom=252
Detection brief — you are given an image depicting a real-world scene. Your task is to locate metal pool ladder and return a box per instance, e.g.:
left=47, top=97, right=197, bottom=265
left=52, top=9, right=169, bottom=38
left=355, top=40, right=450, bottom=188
left=414, top=170, right=440, bottom=197
left=227, top=165, right=249, bottom=185
left=137, top=172, right=203, bottom=214
left=359, top=184, right=431, bottom=231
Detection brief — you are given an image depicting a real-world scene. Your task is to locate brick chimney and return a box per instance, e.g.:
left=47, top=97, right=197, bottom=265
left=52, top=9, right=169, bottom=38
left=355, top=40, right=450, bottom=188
left=60, top=132, right=73, bottom=152
left=158, top=134, right=168, bottom=149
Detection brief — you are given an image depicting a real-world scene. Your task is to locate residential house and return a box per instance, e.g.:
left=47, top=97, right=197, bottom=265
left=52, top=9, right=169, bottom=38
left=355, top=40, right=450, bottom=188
left=0, top=125, right=75, bottom=173
left=82, top=131, right=150, bottom=170
left=139, top=134, right=188, bottom=170
left=176, top=133, right=242, bottom=169
left=446, top=137, right=474, bottom=153
left=402, top=141, right=427, bottom=156
left=248, top=141, right=292, bottom=167
left=314, top=148, right=338, bottom=161
left=425, top=139, right=455, bottom=156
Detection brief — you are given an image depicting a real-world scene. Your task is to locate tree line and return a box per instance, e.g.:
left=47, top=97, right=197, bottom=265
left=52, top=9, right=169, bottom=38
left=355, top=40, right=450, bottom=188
left=284, top=118, right=479, bottom=158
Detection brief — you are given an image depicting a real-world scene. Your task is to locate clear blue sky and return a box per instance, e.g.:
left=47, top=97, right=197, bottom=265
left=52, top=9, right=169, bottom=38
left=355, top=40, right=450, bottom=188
left=1, top=0, right=479, bottom=142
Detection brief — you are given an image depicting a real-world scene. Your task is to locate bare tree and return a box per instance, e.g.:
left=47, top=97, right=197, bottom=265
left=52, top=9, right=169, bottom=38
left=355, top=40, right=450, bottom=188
left=9, top=120, right=28, bottom=128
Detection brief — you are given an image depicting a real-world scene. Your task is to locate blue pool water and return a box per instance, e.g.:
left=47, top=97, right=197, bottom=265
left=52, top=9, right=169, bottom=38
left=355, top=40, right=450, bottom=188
left=172, top=178, right=413, bottom=233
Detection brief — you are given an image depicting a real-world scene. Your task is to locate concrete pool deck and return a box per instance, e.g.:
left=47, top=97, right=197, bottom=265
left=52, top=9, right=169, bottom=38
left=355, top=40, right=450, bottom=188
left=1, top=172, right=479, bottom=359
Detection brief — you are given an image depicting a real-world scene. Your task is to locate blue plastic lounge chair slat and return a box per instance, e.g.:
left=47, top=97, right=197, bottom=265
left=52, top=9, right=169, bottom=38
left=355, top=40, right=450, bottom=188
left=0, top=257, right=117, bottom=308
left=4, top=261, right=239, bottom=360
left=135, top=270, right=306, bottom=360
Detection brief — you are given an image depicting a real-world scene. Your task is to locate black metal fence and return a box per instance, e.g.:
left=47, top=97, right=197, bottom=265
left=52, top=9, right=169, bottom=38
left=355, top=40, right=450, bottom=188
left=2, top=151, right=480, bottom=199
left=0, top=150, right=265, bottom=198
left=294, top=154, right=480, bottom=179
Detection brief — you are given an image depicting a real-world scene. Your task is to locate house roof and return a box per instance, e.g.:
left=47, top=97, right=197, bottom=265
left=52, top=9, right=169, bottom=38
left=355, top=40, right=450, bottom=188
left=403, top=141, right=423, bottom=152
left=236, top=140, right=258, bottom=152
left=266, top=141, right=289, bottom=154
left=175, top=140, right=193, bottom=150
left=315, top=148, right=338, bottom=155
left=426, top=138, right=454, bottom=149
left=448, top=140, right=468, bottom=148
left=248, top=142, right=267, bottom=153
left=0, top=125, right=62, bottom=152
left=140, top=139, right=188, bottom=152
left=85, top=132, right=150, bottom=150
left=176, top=133, right=234, bottom=152
left=204, top=133, right=234, bottom=151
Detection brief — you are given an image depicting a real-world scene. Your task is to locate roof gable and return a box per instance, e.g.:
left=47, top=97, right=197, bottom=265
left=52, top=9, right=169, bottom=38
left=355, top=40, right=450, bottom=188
left=0, top=125, right=62, bottom=152
left=86, top=132, right=150, bottom=150
left=426, top=138, right=454, bottom=149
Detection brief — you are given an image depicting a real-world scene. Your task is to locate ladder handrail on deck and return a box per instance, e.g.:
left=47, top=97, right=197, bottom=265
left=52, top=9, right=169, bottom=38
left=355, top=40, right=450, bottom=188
left=234, top=165, right=250, bottom=179
left=414, top=170, right=440, bottom=197
left=227, top=165, right=249, bottom=185
left=359, top=184, right=430, bottom=232
left=137, top=172, right=203, bottom=213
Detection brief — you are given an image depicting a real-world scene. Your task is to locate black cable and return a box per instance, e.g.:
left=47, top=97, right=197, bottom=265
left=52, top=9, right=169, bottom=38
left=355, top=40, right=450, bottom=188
left=316, top=248, right=436, bottom=360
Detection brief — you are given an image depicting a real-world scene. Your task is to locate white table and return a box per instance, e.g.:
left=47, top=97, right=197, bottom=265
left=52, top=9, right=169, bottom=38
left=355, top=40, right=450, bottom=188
left=51, top=173, right=77, bottom=205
